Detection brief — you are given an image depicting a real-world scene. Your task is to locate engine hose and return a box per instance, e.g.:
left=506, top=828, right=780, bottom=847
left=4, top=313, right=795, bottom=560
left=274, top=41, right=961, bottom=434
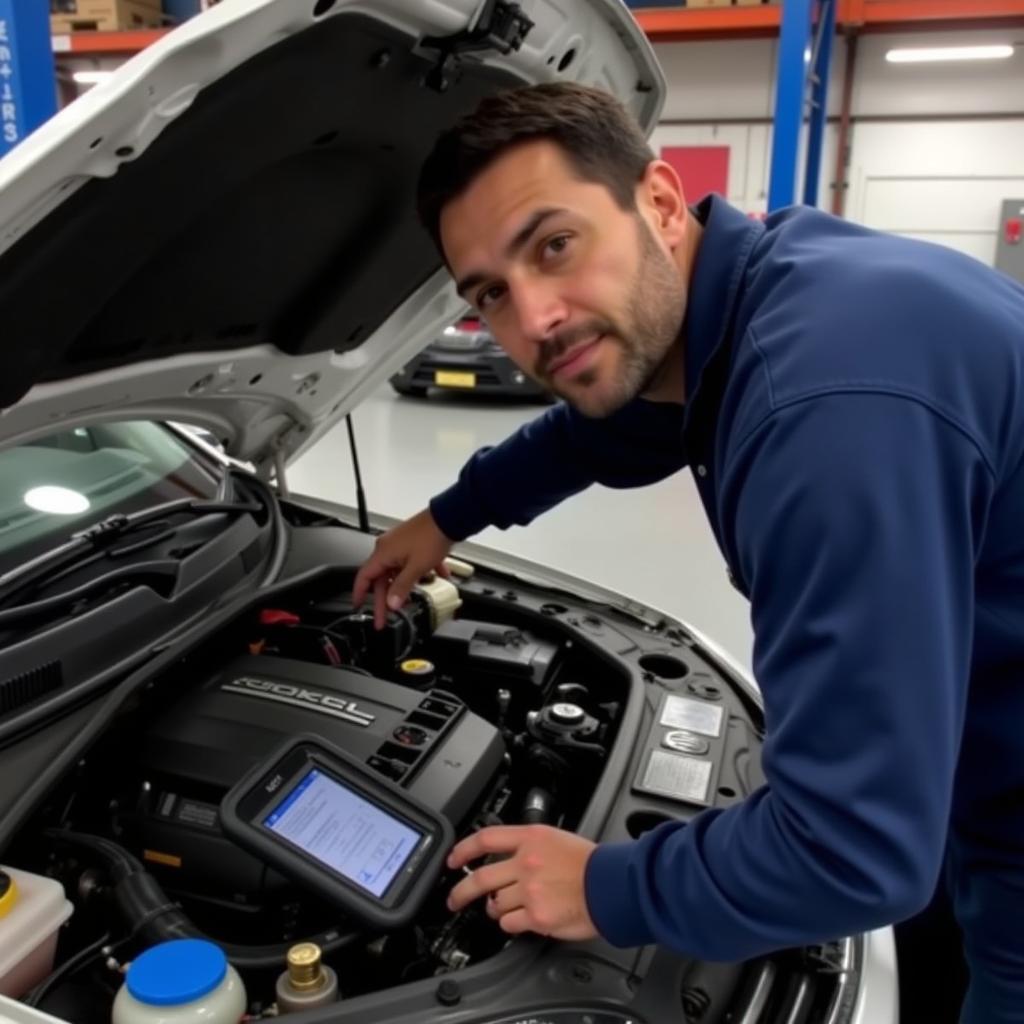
left=520, top=786, right=556, bottom=826
left=47, top=830, right=359, bottom=971
left=44, top=829, right=144, bottom=884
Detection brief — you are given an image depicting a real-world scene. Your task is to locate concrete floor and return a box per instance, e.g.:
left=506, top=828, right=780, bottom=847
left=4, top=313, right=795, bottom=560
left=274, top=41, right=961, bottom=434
left=289, top=383, right=754, bottom=673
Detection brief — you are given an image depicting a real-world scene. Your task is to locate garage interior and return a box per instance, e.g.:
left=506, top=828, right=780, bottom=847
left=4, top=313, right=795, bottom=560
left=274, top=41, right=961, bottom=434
left=10, top=2, right=1018, bottom=674
left=32, top=0, right=1021, bottom=679
left=0, top=1, right=1022, bottom=1022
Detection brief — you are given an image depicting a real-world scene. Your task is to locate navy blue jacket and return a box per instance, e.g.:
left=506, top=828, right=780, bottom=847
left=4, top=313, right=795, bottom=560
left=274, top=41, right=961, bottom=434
left=430, top=196, right=1024, bottom=1018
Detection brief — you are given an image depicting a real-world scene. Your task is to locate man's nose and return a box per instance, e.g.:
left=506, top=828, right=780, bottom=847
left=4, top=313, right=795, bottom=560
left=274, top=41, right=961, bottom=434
left=509, top=279, right=568, bottom=344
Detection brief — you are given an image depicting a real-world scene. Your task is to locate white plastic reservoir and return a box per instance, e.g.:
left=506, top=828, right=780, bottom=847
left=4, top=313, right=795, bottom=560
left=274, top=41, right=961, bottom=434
left=112, top=939, right=246, bottom=1024
left=0, top=867, right=74, bottom=999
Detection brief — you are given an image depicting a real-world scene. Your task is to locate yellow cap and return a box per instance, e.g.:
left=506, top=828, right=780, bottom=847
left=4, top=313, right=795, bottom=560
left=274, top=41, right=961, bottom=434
left=0, top=870, right=17, bottom=920
left=286, top=943, right=325, bottom=992
left=401, top=659, right=434, bottom=676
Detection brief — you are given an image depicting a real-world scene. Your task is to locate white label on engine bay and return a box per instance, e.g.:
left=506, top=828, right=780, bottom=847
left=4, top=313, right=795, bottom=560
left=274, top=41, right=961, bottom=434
left=642, top=750, right=712, bottom=804
left=659, top=695, right=723, bottom=737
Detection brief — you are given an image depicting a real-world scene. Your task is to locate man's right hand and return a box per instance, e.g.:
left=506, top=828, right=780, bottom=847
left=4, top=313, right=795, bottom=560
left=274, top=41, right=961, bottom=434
left=352, top=508, right=455, bottom=629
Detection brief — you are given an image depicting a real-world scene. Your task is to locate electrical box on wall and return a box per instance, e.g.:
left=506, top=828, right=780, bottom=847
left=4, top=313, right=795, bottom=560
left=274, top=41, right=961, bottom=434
left=995, top=199, right=1024, bottom=286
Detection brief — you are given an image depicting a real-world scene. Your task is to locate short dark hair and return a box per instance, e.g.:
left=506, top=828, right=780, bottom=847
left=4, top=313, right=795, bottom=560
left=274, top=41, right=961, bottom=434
left=416, top=82, right=655, bottom=255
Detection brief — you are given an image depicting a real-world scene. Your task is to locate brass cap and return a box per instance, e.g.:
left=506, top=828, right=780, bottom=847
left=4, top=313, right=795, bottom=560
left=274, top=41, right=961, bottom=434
left=287, top=943, right=325, bottom=992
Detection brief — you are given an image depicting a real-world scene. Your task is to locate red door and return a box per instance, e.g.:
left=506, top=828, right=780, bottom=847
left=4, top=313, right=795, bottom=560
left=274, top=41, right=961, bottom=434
left=660, top=146, right=730, bottom=203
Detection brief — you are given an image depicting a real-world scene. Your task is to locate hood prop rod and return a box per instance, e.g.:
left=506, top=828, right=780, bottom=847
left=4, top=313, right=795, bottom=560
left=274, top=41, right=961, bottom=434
left=273, top=448, right=290, bottom=498
left=346, top=413, right=370, bottom=533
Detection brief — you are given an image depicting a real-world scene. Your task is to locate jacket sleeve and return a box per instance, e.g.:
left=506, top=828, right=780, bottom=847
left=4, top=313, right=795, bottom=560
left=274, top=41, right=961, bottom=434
left=429, top=399, right=687, bottom=541
left=584, top=392, right=993, bottom=960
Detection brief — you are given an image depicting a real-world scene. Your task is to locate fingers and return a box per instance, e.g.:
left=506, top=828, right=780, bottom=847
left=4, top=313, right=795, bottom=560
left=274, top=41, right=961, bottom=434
left=447, top=826, right=527, bottom=871
left=443, top=827, right=598, bottom=943
left=484, top=882, right=523, bottom=920
left=372, top=575, right=389, bottom=631
left=351, top=560, right=376, bottom=609
left=359, top=558, right=442, bottom=630
left=459, top=879, right=553, bottom=936
left=354, top=547, right=396, bottom=616
left=386, top=561, right=432, bottom=616
left=447, top=859, right=519, bottom=913
left=495, top=908, right=532, bottom=935
left=353, top=508, right=456, bottom=631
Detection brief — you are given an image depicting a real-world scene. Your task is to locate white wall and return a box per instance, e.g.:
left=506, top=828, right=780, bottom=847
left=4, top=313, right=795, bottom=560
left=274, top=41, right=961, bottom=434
left=652, top=27, right=1024, bottom=123
left=651, top=27, right=1024, bottom=265
left=846, top=120, right=1024, bottom=264
left=649, top=120, right=840, bottom=216
left=852, top=28, right=1024, bottom=116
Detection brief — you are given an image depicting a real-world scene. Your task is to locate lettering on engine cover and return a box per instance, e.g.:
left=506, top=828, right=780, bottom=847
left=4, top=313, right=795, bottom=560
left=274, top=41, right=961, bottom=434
left=221, top=676, right=376, bottom=727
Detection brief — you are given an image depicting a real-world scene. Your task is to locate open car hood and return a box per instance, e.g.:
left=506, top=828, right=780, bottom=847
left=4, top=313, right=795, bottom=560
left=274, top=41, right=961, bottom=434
left=0, top=0, right=663, bottom=473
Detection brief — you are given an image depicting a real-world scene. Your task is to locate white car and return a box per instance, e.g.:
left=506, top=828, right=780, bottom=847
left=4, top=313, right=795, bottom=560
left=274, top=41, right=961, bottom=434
left=0, top=2, right=896, bottom=1022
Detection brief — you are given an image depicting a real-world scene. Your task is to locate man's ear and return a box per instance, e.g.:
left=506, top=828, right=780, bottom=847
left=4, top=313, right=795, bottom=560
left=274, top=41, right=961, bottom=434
left=636, top=159, right=688, bottom=249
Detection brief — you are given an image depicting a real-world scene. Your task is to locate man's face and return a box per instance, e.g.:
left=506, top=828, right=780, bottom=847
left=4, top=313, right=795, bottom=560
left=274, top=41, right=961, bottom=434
left=439, top=141, right=687, bottom=417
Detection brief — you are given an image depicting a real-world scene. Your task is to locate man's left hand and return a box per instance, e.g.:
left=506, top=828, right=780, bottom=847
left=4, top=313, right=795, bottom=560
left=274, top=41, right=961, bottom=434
left=446, top=824, right=600, bottom=940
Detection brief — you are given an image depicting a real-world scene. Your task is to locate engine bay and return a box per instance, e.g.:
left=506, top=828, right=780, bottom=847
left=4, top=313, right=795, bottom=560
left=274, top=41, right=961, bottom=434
left=0, top=531, right=789, bottom=1022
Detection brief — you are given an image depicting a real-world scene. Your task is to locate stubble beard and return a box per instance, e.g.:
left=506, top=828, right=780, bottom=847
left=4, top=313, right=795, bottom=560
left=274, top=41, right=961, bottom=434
left=539, top=218, right=686, bottom=418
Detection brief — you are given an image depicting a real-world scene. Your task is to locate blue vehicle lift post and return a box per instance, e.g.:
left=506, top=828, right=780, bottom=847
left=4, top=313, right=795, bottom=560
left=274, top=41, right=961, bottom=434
left=0, top=0, right=57, bottom=158
left=768, top=0, right=838, bottom=211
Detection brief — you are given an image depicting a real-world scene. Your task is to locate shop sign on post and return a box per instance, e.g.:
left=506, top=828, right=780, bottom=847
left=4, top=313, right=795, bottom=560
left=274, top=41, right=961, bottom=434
left=0, top=0, right=58, bottom=158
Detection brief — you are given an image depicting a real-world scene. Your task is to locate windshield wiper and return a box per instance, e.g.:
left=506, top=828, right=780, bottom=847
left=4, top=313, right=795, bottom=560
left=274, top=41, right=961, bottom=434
left=0, top=497, right=261, bottom=610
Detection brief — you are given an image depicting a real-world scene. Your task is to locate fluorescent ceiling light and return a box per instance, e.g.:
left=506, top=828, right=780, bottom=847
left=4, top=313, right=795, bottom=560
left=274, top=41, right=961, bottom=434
left=24, top=486, right=90, bottom=515
left=72, top=70, right=113, bottom=85
left=886, top=45, right=1014, bottom=64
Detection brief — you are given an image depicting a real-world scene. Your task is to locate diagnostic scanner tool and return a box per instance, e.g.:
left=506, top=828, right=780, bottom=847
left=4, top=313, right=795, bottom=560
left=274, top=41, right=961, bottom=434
left=220, top=734, right=453, bottom=929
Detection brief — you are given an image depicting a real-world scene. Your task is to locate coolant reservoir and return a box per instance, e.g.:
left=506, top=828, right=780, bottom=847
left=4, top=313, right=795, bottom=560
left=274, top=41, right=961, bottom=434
left=111, top=940, right=245, bottom=1024
left=0, top=867, right=74, bottom=999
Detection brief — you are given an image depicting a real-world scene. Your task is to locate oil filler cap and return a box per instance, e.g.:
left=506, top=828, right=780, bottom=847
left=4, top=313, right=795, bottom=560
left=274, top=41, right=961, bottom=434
left=551, top=702, right=585, bottom=726
left=0, top=869, right=16, bottom=919
left=126, top=939, right=227, bottom=1006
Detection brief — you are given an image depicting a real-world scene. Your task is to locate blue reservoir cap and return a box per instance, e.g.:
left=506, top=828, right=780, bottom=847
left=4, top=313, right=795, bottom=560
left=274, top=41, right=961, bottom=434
left=126, top=939, right=228, bottom=1006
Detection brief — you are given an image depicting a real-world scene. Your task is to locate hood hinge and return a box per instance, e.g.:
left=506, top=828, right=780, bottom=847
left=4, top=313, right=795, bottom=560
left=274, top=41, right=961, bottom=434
left=420, top=0, right=535, bottom=93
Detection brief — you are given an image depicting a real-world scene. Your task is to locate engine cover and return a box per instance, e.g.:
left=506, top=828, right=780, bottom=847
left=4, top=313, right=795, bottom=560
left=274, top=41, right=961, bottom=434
left=133, top=654, right=504, bottom=898
left=145, top=653, right=504, bottom=823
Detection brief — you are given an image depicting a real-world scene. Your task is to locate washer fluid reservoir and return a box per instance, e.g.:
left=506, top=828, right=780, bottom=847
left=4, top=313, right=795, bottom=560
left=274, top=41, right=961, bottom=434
left=112, top=939, right=246, bottom=1024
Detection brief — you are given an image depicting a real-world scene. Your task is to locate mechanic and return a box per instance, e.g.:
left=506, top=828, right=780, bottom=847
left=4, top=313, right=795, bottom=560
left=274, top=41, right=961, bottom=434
left=352, top=83, right=1024, bottom=1023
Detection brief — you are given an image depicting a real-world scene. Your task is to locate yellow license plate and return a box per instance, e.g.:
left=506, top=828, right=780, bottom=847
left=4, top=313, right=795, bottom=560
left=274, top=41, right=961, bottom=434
left=435, top=371, right=476, bottom=388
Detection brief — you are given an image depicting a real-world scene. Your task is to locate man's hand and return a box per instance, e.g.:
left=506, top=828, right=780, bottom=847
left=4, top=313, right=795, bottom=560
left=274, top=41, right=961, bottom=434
left=446, top=824, right=599, bottom=941
left=352, top=508, right=454, bottom=629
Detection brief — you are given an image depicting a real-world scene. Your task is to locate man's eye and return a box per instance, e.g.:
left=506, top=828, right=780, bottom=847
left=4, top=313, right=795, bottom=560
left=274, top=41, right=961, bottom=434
left=477, top=284, right=505, bottom=310
left=543, top=235, right=572, bottom=258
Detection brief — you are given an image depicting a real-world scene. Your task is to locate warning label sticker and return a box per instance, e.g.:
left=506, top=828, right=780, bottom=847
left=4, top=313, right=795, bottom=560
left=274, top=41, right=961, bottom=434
left=642, top=750, right=712, bottom=804
left=175, top=800, right=219, bottom=830
left=660, top=695, right=723, bottom=737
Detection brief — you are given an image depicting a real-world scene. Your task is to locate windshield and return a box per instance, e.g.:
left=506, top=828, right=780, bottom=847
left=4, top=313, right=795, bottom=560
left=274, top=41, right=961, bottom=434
left=0, top=422, right=220, bottom=575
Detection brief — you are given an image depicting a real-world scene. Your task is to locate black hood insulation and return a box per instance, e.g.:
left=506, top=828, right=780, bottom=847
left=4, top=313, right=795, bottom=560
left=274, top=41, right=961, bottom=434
left=0, top=13, right=522, bottom=407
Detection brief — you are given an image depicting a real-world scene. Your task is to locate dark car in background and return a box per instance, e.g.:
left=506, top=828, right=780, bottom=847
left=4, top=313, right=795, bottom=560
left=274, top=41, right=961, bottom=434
left=390, top=318, right=551, bottom=401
